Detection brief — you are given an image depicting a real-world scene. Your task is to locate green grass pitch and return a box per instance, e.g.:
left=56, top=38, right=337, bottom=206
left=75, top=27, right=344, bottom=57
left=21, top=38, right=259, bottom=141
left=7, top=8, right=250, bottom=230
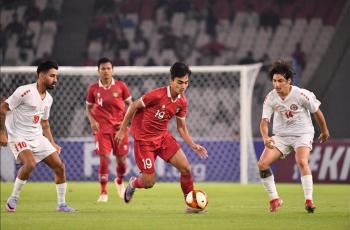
left=1, top=182, right=349, bottom=230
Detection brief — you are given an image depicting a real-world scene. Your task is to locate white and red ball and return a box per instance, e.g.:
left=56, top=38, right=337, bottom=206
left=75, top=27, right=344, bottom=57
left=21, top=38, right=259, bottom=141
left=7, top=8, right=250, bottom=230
left=185, top=189, right=208, bottom=210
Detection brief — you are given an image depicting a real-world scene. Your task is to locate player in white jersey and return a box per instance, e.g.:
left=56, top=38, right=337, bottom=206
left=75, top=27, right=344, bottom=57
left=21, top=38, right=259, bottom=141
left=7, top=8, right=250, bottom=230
left=257, top=61, right=330, bottom=213
left=0, top=60, right=75, bottom=212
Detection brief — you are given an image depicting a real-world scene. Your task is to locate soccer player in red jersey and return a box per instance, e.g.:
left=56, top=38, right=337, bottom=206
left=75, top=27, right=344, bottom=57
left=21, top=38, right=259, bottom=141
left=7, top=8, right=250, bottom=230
left=86, top=57, right=132, bottom=202
left=115, top=62, right=208, bottom=211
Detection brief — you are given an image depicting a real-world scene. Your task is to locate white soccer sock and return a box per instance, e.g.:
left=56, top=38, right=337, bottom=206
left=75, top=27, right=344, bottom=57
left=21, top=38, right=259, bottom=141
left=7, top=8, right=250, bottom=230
left=11, top=178, right=27, bottom=198
left=56, top=182, right=67, bottom=205
left=301, top=174, right=313, bottom=200
left=261, top=175, right=279, bottom=200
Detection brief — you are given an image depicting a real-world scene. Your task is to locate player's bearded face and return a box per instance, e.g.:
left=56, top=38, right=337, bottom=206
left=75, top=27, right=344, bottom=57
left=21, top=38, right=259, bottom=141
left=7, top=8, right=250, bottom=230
left=45, top=69, right=58, bottom=90
left=171, top=75, right=189, bottom=94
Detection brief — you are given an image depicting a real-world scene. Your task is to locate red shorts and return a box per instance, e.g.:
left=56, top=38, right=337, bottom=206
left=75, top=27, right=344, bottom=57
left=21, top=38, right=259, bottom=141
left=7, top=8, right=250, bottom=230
left=134, top=133, right=180, bottom=174
left=95, top=130, right=129, bottom=156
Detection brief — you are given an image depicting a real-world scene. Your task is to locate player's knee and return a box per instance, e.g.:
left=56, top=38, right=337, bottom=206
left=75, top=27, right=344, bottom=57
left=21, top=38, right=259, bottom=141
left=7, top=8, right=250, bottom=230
left=116, top=156, right=126, bottom=164
left=296, top=159, right=308, bottom=170
left=55, top=162, right=65, bottom=175
left=144, top=182, right=155, bottom=189
left=24, top=161, right=36, bottom=171
left=179, top=164, right=192, bottom=175
left=144, top=177, right=156, bottom=189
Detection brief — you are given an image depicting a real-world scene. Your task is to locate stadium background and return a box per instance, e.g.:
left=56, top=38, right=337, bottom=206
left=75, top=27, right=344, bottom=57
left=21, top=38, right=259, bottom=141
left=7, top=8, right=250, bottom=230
left=0, top=0, right=349, bottom=184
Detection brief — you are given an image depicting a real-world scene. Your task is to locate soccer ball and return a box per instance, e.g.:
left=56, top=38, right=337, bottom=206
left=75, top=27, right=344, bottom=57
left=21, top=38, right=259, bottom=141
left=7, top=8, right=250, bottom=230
left=185, top=189, right=208, bottom=210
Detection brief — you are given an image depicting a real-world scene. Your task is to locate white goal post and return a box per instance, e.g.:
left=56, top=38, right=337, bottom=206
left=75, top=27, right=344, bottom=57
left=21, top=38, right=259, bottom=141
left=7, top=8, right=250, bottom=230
left=1, top=64, right=262, bottom=183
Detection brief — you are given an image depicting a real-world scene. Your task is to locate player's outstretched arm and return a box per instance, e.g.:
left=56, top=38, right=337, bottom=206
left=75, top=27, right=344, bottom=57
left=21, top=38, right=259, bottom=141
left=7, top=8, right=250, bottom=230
left=115, top=99, right=143, bottom=144
left=0, top=100, right=10, bottom=146
left=260, top=118, right=275, bottom=149
left=176, top=117, right=208, bottom=159
left=313, top=109, right=330, bottom=143
left=41, top=119, right=61, bottom=153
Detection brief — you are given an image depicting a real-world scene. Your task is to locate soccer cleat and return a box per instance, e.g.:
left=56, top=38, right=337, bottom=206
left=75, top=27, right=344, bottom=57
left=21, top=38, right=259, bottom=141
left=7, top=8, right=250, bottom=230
left=56, top=203, right=76, bottom=212
left=114, top=178, right=126, bottom=199
left=6, top=196, right=17, bottom=212
left=97, top=193, right=108, bottom=202
left=124, top=177, right=136, bottom=203
left=269, top=198, right=283, bottom=212
left=185, top=207, right=207, bottom=214
left=305, top=199, right=316, bottom=213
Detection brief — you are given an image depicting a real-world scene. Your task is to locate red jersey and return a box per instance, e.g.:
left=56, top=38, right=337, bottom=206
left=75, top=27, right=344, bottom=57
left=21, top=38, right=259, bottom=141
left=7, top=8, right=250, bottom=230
left=131, top=86, right=187, bottom=141
left=86, top=79, right=131, bottom=134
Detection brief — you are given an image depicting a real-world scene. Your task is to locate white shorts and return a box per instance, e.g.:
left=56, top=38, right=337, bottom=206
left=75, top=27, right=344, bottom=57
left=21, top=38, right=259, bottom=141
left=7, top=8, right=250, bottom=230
left=272, top=134, right=314, bottom=159
left=8, top=135, right=56, bottom=164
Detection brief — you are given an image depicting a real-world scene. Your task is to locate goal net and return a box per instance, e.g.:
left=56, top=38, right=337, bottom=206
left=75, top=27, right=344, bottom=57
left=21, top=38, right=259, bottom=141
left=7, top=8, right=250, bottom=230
left=0, top=64, right=261, bottom=184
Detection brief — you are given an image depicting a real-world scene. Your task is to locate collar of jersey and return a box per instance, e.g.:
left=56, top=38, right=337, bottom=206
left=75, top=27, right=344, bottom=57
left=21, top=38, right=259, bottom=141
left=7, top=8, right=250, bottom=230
left=167, top=86, right=181, bottom=102
left=98, top=78, right=115, bottom=89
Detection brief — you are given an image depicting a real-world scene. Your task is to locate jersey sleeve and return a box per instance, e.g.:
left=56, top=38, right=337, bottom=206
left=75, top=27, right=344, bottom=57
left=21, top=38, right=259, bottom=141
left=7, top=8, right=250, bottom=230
left=141, top=89, right=161, bottom=107
left=42, top=96, right=53, bottom=120
left=176, top=98, right=187, bottom=118
left=262, top=92, right=274, bottom=121
left=5, top=87, right=24, bottom=110
left=300, top=89, right=321, bottom=113
left=86, top=85, right=95, bottom=105
left=121, top=82, right=132, bottom=101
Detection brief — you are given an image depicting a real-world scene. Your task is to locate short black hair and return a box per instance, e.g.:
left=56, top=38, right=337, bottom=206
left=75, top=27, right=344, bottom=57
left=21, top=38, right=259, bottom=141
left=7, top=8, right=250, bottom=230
left=97, top=57, right=113, bottom=69
left=269, top=60, right=294, bottom=81
left=170, top=62, right=191, bottom=80
left=37, top=60, right=58, bottom=75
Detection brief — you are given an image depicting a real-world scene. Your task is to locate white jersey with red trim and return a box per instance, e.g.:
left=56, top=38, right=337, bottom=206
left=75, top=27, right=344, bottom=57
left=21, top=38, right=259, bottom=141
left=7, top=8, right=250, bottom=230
left=5, top=83, right=53, bottom=139
left=262, top=86, right=320, bottom=136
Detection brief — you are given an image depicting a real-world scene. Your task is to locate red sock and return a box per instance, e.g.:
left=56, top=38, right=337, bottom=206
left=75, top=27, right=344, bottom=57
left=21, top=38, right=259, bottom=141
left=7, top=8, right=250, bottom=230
left=99, top=156, right=109, bottom=194
left=132, top=176, right=145, bottom=188
left=99, top=174, right=108, bottom=194
left=180, top=173, right=194, bottom=197
left=116, top=161, right=127, bottom=184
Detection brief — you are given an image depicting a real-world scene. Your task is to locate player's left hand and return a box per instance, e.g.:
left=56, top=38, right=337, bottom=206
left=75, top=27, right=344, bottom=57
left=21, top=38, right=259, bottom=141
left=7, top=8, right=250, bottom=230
left=318, top=131, right=330, bottom=143
left=192, top=144, right=208, bottom=159
left=52, top=142, right=62, bottom=154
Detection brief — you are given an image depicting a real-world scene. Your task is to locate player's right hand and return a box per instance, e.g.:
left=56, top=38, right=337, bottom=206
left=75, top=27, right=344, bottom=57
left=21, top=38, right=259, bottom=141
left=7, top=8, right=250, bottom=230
left=0, top=130, right=8, bottom=147
left=114, top=130, right=125, bottom=145
left=263, top=137, right=275, bottom=149
left=318, top=131, right=330, bottom=143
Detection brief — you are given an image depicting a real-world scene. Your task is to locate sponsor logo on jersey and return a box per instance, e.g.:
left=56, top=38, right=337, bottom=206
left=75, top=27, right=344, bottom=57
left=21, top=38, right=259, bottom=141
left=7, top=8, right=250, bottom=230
left=290, top=104, right=298, bottom=111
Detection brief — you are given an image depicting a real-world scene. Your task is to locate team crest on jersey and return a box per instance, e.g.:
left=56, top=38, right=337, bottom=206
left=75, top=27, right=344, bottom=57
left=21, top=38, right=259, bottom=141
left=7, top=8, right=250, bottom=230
left=112, top=91, right=119, bottom=97
left=290, top=104, right=298, bottom=111
left=162, top=105, right=165, bottom=109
